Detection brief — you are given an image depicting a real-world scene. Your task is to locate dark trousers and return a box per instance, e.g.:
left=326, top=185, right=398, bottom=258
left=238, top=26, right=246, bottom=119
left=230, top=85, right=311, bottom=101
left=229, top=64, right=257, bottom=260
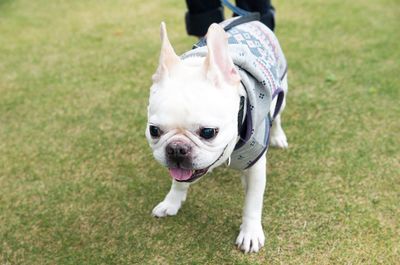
left=185, top=0, right=275, bottom=37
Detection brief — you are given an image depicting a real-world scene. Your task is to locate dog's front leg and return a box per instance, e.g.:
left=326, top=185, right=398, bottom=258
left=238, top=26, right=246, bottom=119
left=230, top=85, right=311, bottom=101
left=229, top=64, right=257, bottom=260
left=152, top=180, right=190, bottom=217
left=236, top=154, right=266, bottom=253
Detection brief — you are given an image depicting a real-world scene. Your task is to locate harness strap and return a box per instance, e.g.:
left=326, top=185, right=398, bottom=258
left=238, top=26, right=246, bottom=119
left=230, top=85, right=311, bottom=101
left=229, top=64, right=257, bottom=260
left=223, top=13, right=260, bottom=31
left=220, top=0, right=251, bottom=16
left=192, top=9, right=260, bottom=49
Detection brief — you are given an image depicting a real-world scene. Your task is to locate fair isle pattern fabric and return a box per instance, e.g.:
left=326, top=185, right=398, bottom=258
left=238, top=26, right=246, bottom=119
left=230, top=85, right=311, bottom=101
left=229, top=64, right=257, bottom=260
left=181, top=18, right=287, bottom=170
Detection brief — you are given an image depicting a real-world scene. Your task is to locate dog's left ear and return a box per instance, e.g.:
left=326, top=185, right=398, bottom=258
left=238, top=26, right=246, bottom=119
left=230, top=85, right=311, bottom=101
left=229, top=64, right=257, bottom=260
left=204, top=24, right=240, bottom=86
left=152, top=22, right=180, bottom=83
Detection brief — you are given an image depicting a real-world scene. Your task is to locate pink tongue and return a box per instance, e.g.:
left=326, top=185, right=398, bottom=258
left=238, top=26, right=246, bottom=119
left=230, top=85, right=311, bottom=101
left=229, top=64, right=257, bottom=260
left=169, top=168, right=193, bottom=181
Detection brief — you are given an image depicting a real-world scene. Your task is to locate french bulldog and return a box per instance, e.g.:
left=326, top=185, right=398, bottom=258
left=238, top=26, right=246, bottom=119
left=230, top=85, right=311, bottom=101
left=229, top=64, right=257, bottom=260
left=146, top=19, right=288, bottom=253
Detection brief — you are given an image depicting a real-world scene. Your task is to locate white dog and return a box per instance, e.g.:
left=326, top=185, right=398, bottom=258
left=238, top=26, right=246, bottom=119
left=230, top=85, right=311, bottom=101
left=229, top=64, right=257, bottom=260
left=146, top=17, right=288, bottom=253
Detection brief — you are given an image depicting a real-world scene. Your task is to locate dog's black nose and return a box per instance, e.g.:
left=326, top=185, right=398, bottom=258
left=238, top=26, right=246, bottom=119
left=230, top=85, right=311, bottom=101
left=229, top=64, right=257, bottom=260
left=166, top=141, right=192, bottom=162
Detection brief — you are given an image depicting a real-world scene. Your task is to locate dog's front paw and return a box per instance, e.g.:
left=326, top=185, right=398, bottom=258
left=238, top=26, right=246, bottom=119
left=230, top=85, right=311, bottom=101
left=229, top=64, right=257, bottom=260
left=152, top=200, right=181, bottom=217
left=235, top=221, right=265, bottom=253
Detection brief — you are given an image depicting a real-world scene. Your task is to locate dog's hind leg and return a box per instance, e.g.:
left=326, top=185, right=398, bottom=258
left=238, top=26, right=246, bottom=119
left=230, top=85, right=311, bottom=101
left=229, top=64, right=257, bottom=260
left=270, top=114, right=288, bottom=148
left=270, top=73, right=288, bottom=148
left=152, top=180, right=190, bottom=217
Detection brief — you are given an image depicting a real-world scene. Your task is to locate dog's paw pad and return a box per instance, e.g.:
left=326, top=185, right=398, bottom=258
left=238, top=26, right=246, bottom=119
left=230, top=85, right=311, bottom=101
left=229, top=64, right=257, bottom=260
left=270, top=130, right=288, bottom=149
left=152, top=201, right=180, bottom=217
left=235, top=222, right=265, bottom=253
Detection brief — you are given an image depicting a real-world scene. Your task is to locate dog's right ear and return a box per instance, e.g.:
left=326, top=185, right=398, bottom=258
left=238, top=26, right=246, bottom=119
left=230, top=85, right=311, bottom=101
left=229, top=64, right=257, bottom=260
left=152, top=22, right=180, bottom=83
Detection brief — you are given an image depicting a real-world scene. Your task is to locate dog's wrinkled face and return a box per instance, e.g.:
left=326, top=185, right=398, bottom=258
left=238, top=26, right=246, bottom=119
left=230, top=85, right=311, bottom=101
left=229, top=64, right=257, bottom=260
left=146, top=23, right=242, bottom=182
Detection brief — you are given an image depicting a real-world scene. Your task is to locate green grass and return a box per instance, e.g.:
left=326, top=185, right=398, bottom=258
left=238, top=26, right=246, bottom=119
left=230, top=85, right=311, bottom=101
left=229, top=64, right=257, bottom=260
left=0, top=0, right=399, bottom=264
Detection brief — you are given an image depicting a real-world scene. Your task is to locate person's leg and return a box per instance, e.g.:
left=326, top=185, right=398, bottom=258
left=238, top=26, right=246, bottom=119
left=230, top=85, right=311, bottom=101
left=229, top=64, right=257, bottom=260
left=235, top=0, right=275, bottom=31
left=185, top=0, right=224, bottom=37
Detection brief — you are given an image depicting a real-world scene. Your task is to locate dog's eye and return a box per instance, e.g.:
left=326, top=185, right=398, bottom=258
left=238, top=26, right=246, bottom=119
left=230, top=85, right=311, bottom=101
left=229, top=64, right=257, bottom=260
left=149, top=125, right=162, bottom=138
left=199, top=128, right=218, bottom=140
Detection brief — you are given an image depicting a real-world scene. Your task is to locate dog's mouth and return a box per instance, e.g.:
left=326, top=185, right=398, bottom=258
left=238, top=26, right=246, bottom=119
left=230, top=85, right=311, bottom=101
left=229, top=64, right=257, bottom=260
left=168, top=167, right=209, bottom=183
left=167, top=144, right=229, bottom=183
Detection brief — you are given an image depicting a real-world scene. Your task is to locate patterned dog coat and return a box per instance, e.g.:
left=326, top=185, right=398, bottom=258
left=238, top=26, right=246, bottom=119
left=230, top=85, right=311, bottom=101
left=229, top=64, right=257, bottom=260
left=181, top=16, right=287, bottom=170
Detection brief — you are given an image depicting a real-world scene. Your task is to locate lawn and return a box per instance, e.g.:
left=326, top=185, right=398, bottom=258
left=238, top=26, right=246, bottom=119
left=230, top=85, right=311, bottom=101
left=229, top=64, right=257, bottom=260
left=0, top=0, right=399, bottom=264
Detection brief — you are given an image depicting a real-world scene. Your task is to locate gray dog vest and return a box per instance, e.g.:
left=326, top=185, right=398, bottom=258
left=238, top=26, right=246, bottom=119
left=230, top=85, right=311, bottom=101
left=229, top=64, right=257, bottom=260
left=181, top=17, right=287, bottom=170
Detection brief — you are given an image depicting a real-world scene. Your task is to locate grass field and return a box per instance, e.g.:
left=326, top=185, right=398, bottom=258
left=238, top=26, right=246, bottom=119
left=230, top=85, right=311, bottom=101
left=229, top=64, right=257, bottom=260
left=1, top=0, right=399, bottom=264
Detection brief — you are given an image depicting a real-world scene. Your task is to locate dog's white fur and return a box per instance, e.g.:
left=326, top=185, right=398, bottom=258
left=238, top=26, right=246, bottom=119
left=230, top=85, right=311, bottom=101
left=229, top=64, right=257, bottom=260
left=146, top=22, right=288, bottom=253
